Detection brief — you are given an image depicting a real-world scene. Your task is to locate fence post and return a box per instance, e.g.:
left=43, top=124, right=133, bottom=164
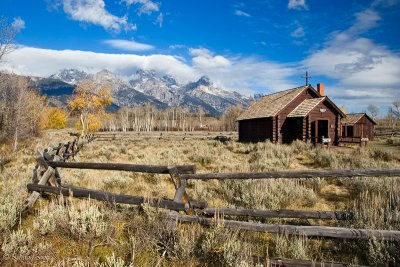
left=168, top=165, right=192, bottom=214
left=25, top=153, right=55, bottom=210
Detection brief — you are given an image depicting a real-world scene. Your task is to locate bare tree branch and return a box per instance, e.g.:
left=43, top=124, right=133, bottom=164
left=0, top=16, right=17, bottom=62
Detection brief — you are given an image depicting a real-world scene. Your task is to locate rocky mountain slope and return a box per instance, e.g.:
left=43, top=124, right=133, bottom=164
left=28, top=68, right=252, bottom=114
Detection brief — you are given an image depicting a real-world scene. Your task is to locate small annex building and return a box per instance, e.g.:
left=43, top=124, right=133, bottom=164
left=341, top=113, right=376, bottom=142
left=237, top=83, right=345, bottom=145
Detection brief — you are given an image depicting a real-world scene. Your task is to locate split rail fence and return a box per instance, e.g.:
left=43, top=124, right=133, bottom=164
left=23, top=134, right=400, bottom=266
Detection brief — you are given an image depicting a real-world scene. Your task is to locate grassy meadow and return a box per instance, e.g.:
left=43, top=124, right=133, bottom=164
left=1, top=130, right=400, bottom=266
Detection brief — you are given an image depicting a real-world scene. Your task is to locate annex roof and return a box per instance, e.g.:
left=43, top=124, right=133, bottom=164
left=342, top=113, right=377, bottom=125
left=287, top=97, right=325, bottom=117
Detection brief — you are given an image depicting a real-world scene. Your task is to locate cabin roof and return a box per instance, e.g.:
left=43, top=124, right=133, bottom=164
left=342, top=113, right=377, bottom=125
left=287, top=97, right=325, bottom=117
left=237, top=85, right=309, bottom=120
left=237, top=84, right=345, bottom=121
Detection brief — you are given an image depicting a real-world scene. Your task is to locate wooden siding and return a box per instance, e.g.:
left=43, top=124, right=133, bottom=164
left=238, top=118, right=273, bottom=143
left=342, top=115, right=375, bottom=141
left=308, top=99, right=340, bottom=145
left=278, top=88, right=318, bottom=144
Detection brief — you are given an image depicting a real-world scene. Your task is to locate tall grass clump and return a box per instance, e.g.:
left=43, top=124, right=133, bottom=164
left=187, top=141, right=219, bottom=166
left=32, top=198, right=112, bottom=263
left=217, top=179, right=317, bottom=209
left=248, top=141, right=296, bottom=171
left=342, top=177, right=400, bottom=231
left=370, top=148, right=394, bottom=162
left=274, top=233, right=322, bottom=260
left=310, top=147, right=395, bottom=169
left=125, top=207, right=203, bottom=266
left=196, top=226, right=251, bottom=266
left=386, top=137, right=400, bottom=146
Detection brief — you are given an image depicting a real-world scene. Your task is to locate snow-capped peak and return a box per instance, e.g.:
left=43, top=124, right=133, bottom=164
left=49, top=68, right=89, bottom=85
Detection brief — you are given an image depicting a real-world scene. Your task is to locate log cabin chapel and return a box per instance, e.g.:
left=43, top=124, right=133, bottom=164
left=237, top=83, right=347, bottom=145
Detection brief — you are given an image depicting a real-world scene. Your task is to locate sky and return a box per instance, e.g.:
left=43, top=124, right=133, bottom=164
left=0, top=0, right=400, bottom=114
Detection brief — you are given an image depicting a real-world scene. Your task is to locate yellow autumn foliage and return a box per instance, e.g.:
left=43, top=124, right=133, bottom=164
left=68, top=81, right=112, bottom=134
left=40, top=107, right=68, bottom=129
left=75, top=114, right=102, bottom=132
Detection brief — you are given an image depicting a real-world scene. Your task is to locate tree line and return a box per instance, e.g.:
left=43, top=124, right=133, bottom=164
left=100, top=104, right=243, bottom=133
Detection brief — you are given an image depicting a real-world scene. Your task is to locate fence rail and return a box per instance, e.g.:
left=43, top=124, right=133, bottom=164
left=47, top=161, right=196, bottom=174
left=180, top=168, right=400, bottom=180
left=201, top=208, right=353, bottom=220
left=166, top=213, right=400, bottom=241
left=258, top=257, right=367, bottom=267
left=27, top=184, right=190, bottom=211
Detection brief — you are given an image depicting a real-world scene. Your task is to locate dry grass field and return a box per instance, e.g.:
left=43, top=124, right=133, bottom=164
left=1, top=130, right=400, bottom=266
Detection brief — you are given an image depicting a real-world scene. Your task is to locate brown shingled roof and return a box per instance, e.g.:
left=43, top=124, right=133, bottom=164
left=342, top=113, right=377, bottom=125
left=287, top=97, right=325, bottom=117
left=237, top=85, right=308, bottom=120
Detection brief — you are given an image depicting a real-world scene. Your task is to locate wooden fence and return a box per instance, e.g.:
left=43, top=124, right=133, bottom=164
left=24, top=135, right=400, bottom=266
left=374, top=127, right=400, bottom=137
left=24, top=134, right=95, bottom=212
left=92, top=131, right=238, bottom=142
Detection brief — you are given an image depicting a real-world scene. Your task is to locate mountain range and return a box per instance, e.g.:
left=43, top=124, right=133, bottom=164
left=28, top=69, right=252, bottom=114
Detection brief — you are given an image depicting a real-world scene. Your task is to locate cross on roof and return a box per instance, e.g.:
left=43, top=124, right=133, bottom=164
left=302, top=71, right=312, bottom=85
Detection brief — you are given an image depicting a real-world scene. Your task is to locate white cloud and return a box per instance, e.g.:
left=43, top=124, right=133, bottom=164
left=1, top=45, right=298, bottom=95
left=372, top=0, right=400, bottom=7
left=189, top=48, right=296, bottom=94
left=169, top=44, right=186, bottom=50
left=103, top=39, right=154, bottom=51
left=348, top=9, right=380, bottom=35
left=288, top=0, right=308, bottom=10
left=1, top=46, right=196, bottom=83
left=305, top=36, right=400, bottom=87
left=235, top=10, right=251, bottom=17
left=11, top=17, right=25, bottom=32
left=189, top=48, right=213, bottom=58
left=124, top=0, right=159, bottom=15
left=193, top=55, right=231, bottom=69
left=60, top=0, right=136, bottom=32
left=189, top=48, right=231, bottom=69
left=291, top=26, right=305, bottom=38
left=155, top=13, right=163, bottom=28
left=303, top=6, right=400, bottom=109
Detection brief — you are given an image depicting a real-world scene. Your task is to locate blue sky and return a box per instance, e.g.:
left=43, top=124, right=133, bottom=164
left=1, top=0, right=400, bottom=114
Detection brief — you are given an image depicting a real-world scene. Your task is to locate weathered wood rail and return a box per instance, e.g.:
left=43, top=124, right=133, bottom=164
left=46, top=161, right=196, bottom=174
left=28, top=184, right=188, bottom=211
left=166, top=213, right=400, bottom=241
left=180, top=168, right=400, bottom=180
left=375, top=128, right=400, bottom=137
left=259, top=257, right=368, bottom=267
left=201, top=208, right=353, bottom=220
left=92, top=131, right=238, bottom=142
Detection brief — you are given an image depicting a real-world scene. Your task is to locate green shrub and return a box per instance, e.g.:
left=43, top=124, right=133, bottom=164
left=68, top=201, right=107, bottom=240
left=218, top=179, right=317, bottom=210
left=248, top=141, right=295, bottom=171
left=0, top=195, right=22, bottom=231
left=275, top=233, right=321, bottom=259
left=2, top=229, right=49, bottom=260
left=386, top=137, right=400, bottom=146
left=196, top=227, right=249, bottom=266
left=370, top=148, right=394, bottom=162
